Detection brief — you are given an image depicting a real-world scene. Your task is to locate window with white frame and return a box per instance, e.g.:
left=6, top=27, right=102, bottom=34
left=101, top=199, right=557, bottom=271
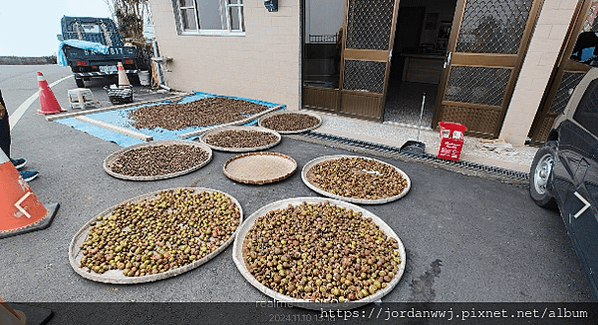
left=174, top=0, right=244, bottom=35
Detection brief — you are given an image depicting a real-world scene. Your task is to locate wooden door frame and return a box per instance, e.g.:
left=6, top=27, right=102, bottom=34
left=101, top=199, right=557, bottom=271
left=300, top=0, right=342, bottom=115
left=528, top=0, right=593, bottom=144
left=432, top=0, right=545, bottom=138
left=336, top=0, right=401, bottom=121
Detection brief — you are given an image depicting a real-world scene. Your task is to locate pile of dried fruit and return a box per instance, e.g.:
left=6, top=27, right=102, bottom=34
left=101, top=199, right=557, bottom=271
left=242, top=201, right=401, bottom=302
left=79, top=189, right=240, bottom=277
left=261, top=113, right=320, bottom=132
left=306, top=157, right=408, bottom=200
left=204, top=130, right=278, bottom=149
left=109, top=144, right=210, bottom=177
left=129, top=97, right=268, bottom=130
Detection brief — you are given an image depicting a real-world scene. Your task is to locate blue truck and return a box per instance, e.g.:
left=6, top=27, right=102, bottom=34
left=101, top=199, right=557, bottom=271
left=58, top=16, right=139, bottom=88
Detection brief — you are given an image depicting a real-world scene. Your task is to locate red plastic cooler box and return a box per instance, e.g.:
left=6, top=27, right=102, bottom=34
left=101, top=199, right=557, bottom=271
left=438, top=122, right=467, bottom=161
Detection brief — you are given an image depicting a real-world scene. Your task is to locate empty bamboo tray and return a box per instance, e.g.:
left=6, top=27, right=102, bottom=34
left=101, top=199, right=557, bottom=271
left=223, top=152, right=297, bottom=185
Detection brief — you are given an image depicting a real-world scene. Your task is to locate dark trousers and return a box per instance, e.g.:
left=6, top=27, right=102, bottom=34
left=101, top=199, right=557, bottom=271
left=0, top=89, right=11, bottom=158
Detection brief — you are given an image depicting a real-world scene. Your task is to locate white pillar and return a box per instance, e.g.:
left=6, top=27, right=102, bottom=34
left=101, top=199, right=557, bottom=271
left=500, top=0, right=578, bottom=145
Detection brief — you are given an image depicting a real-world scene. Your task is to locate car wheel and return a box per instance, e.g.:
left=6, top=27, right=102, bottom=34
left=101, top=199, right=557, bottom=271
left=75, top=77, right=85, bottom=88
left=529, top=140, right=558, bottom=209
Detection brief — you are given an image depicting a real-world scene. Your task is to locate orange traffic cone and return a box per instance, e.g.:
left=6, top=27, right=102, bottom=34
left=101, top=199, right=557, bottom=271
left=36, top=71, right=65, bottom=115
left=0, top=298, right=26, bottom=325
left=0, top=150, right=59, bottom=239
left=0, top=296, right=53, bottom=324
left=117, top=62, right=131, bottom=88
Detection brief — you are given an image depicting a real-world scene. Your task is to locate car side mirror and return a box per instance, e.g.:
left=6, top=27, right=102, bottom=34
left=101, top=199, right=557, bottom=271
left=571, top=31, right=598, bottom=66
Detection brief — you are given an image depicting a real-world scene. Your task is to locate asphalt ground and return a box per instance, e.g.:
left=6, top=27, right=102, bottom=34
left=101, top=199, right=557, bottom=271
left=0, top=65, right=594, bottom=323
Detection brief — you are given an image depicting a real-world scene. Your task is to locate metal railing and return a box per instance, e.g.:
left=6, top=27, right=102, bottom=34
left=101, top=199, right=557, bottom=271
left=309, top=34, right=337, bottom=43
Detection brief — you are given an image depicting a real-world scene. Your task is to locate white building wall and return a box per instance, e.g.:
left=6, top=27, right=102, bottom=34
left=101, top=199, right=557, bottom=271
left=148, top=0, right=301, bottom=110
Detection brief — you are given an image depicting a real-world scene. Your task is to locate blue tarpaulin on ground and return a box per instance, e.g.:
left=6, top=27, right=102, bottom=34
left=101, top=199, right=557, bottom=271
left=55, top=92, right=285, bottom=147
left=57, top=40, right=109, bottom=66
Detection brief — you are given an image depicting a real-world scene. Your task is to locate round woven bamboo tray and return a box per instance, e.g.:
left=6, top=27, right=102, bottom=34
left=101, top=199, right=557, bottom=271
left=223, top=152, right=297, bottom=185
left=199, top=125, right=281, bottom=152
left=258, top=111, right=322, bottom=134
left=301, top=155, right=411, bottom=205
left=69, top=187, right=243, bottom=284
left=232, top=197, right=406, bottom=310
left=103, top=140, right=212, bottom=181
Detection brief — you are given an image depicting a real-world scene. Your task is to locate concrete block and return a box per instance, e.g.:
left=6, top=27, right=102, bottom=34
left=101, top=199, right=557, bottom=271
left=522, top=51, right=543, bottom=67
left=540, top=0, right=561, bottom=11
left=537, top=9, right=576, bottom=25
left=538, top=52, right=560, bottom=67
left=527, top=38, right=566, bottom=53
left=548, top=24, right=569, bottom=40
left=531, top=25, right=552, bottom=39
left=513, top=76, right=535, bottom=90
left=559, top=0, right=579, bottom=10
left=271, top=16, right=291, bottom=27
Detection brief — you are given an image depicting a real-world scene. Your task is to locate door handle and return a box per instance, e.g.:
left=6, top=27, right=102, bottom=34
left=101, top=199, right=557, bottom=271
left=443, top=51, right=452, bottom=69
left=389, top=49, right=393, bottom=62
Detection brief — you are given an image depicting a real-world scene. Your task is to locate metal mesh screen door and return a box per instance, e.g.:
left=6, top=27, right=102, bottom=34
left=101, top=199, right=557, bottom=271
left=529, top=0, right=596, bottom=144
left=433, top=0, right=543, bottom=138
left=338, top=0, right=400, bottom=121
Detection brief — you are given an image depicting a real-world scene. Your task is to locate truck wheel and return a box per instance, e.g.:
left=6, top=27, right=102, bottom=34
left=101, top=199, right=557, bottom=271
left=529, top=140, right=558, bottom=209
left=75, top=77, right=85, bottom=88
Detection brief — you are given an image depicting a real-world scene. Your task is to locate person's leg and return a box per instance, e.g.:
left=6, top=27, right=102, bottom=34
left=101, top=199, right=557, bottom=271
left=0, top=89, right=11, bottom=158
left=0, top=89, right=31, bottom=175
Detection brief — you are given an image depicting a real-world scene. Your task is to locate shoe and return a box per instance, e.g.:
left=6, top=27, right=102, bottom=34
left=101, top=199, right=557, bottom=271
left=11, top=158, right=27, bottom=170
left=19, top=170, right=39, bottom=182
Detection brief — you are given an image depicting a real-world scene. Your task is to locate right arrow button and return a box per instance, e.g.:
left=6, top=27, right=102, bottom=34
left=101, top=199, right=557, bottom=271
left=574, top=191, right=591, bottom=219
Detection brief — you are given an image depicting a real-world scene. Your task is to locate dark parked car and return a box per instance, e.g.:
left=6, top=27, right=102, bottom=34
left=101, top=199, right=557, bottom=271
left=529, top=32, right=598, bottom=300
